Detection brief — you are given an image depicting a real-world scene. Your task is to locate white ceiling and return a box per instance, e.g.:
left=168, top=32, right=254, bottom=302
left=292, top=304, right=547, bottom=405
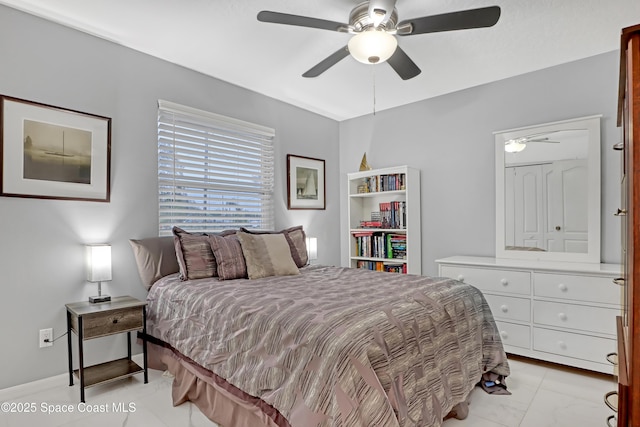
left=1, top=0, right=639, bottom=121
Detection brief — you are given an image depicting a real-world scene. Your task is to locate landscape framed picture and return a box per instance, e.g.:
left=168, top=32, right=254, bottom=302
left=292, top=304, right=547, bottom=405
left=287, top=154, right=325, bottom=210
left=0, top=95, right=111, bottom=202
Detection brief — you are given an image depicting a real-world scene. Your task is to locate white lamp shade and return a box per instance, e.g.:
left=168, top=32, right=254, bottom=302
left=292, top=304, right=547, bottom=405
left=86, top=244, right=112, bottom=282
left=348, top=30, right=398, bottom=64
left=306, top=237, right=318, bottom=261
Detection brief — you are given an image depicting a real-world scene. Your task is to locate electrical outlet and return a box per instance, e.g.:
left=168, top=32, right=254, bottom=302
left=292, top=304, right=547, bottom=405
left=39, top=328, right=53, bottom=348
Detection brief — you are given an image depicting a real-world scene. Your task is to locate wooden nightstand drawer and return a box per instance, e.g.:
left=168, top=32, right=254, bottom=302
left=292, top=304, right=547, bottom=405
left=82, top=307, right=143, bottom=339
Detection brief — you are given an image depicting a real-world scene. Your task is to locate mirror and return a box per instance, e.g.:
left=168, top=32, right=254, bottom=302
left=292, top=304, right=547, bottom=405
left=495, top=115, right=601, bottom=263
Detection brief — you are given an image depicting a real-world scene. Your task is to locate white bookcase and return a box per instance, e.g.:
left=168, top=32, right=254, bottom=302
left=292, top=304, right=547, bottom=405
left=347, top=166, right=421, bottom=275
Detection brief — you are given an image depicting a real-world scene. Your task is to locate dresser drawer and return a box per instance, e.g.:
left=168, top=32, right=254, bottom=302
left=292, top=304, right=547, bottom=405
left=533, top=301, right=618, bottom=336
left=495, top=321, right=530, bottom=349
left=440, top=266, right=531, bottom=295
left=533, top=327, right=617, bottom=364
left=81, top=307, right=144, bottom=339
left=484, top=294, right=531, bottom=322
left=534, top=273, right=620, bottom=305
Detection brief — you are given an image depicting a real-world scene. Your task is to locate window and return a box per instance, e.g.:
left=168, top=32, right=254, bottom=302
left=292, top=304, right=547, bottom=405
left=158, top=100, right=275, bottom=236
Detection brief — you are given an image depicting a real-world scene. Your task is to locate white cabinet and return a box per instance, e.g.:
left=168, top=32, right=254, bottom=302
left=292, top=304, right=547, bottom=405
left=436, top=255, right=621, bottom=374
left=347, top=166, right=421, bottom=274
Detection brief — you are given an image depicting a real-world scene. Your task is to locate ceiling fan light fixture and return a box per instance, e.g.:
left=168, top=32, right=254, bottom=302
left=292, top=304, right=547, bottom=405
left=348, top=29, right=398, bottom=64
left=371, top=8, right=386, bottom=27
left=504, top=138, right=527, bottom=153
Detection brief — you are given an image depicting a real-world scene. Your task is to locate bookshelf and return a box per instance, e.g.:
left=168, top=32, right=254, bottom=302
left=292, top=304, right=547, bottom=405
left=347, top=166, right=421, bottom=274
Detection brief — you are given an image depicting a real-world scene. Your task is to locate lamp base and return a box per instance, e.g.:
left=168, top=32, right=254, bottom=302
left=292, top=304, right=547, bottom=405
left=89, top=295, right=111, bottom=303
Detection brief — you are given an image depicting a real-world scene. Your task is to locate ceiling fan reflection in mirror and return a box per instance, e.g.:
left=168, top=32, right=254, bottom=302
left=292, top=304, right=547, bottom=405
left=504, top=132, right=563, bottom=153
left=257, top=1, right=501, bottom=80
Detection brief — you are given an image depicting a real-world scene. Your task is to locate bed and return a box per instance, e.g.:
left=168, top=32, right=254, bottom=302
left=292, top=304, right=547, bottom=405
left=130, top=227, right=510, bottom=427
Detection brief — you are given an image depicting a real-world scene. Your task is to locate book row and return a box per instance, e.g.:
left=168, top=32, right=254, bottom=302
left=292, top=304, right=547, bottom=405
left=353, top=232, right=407, bottom=259
left=356, top=260, right=407, bottom=274
left=359, top=173, right=406, bottom=193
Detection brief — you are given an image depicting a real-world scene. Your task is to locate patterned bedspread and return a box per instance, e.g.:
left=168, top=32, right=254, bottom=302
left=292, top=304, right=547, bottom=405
left=146, top=265, right=509, bottom=427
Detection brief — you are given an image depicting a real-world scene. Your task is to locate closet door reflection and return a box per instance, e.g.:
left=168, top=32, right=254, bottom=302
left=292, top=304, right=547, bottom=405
left=505, top=160, right=588, bottom=253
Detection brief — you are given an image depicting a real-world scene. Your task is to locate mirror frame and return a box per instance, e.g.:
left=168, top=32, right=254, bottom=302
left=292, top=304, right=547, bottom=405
left=495, top=115, right=602, bottom=263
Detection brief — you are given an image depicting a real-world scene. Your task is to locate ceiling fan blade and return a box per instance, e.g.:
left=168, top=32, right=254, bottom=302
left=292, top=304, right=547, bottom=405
left=257, top=11, right=348, bottom=32
left=387, top=47, right=421, bottom=80
left=368, top=0, right=397, bottom=27
left=529, top=138, right=560, bottom=143
left=303, top=47, right=350, bottom=78
left=398, top=6, right=501, bottom=36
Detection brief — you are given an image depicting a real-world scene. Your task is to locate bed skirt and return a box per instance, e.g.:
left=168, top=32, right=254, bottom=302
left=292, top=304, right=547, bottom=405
left=145, top=338, right=471, bottom=426
left=146, top=338, right=288, bottom=427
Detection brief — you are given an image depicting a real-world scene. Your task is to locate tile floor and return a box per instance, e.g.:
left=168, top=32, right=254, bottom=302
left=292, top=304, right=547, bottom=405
left=0, top=355, right=617, bottom=427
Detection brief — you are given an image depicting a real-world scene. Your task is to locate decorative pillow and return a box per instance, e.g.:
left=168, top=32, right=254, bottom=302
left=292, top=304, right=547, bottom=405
left=208, top=234, right=247, bottom=280
left=237, top=231, right=300, bottom=280
left=173, top=227, right=217, bottom=280
left=239, top=225, right=308, bottom=267
left=129, top=236, right=179, bottom=290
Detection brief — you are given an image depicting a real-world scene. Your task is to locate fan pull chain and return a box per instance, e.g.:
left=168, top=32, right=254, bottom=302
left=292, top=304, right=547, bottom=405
left=372, top=65, right=376, bottom=116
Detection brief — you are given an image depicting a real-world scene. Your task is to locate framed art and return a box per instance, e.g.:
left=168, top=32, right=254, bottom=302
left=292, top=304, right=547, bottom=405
left=0, top=95, right=111, bottom=202
left=287, top=154, right=325, bottom=210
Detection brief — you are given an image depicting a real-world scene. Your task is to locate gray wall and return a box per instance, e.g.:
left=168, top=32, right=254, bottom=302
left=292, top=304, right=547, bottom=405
left=339, top=51, right=622, bottom=276
left=0, top=5, right=340, bottom=389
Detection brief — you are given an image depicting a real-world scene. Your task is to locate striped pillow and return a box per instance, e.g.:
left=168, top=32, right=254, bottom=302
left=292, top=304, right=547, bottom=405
left=208, top=234, right=248, bottom=280
left=173, top=227, right=216, bottom=280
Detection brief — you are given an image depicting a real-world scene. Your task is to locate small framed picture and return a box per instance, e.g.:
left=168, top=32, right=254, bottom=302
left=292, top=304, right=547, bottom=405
left=287, top=154, right=325, bottom=210
left=0, top=95, right=111, bottom=202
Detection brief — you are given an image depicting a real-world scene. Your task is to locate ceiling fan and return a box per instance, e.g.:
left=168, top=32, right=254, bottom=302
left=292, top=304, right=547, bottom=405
left=257, top=1, right=501, bottom=80
left=505, top=134, right=562, bottom=153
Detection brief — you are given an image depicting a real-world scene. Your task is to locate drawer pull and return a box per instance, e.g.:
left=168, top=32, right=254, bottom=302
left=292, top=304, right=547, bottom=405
left=500, top=304, right=509, bottom=313
left=558, top=341, right=567, bottom=350
left=606, top=352, right=618, bottom=365
left=500, top=278, right=509, bottom=286
left=558, top=283, right=568, bottom=292
left=612, top=278, right=625, bottom=286
left=607, top=415, right=616, bottom=427
left=500, top=331, right=508, bottom=339
left=614, top=208, right=627, bottom=216
left=613, top=142, right=624, bottom=151
left=558, top=312, right=568, bottom=321
left=457, top=275, right=465, bottom=282
left=604, top=391, right=618, bottom=412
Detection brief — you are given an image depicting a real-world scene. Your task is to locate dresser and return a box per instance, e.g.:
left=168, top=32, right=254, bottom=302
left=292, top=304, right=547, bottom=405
left=616, top=23, right=640, bottom=427
left=437, top=256, right=621, bottom=374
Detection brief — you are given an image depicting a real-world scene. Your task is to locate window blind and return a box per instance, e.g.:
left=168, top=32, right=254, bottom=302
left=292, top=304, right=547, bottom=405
left=158, top=100, right=275, bottom=236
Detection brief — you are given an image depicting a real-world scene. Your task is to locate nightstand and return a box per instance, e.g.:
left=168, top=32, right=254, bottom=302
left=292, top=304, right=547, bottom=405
left=66, top=296, right=148, bottom=402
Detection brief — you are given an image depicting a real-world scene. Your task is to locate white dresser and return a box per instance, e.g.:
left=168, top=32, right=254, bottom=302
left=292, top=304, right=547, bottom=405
left=436, top=256, right=621, bottom=374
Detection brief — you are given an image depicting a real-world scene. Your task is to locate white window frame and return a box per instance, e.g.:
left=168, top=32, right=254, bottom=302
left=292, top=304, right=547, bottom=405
left=158, top=100, right=275, bottom=235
